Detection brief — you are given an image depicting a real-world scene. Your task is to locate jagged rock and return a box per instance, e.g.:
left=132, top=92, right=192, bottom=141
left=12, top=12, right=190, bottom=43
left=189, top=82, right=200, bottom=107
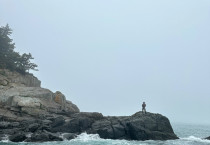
left=0, top=69, right=41, bottom=87
left=0, top=80, right=8, bottom=86
left=42, top=119, right=52, bottom=125
left=51, top=116, right=65, bottom=127
left=91, top=112, right=178, bottom=140
left=0, top=122, right=10, bottom=129
left=11, top=122, right=20, bottom=127
left=62, top=133, right=77, bottom=140
left=52, top=112, right=178, bottom=141
left=54, top=91, right=66, bottom=110
left=205, top=136, right=210, bottom=140
left=66, top=100, right=80, bottom=113
left=51, top=112, right=103, bottom=133
left=91, top=119, right=115, bottom=139
left=28, top=123, right=40, bottom=132
left=29, top=132, right=63, bottom=142
left=0, top=122, right=20, bottom=130
left=30, top=132, right=50, bottom=142
left=0, top=128, right=20, bottom=136
left=0, top=86, right=79, bottom=116
left=12, top=96, right=42, bottom=108
left=9, top=132, right=27, bottom=142
left=0, top=110, right=178, bottom=141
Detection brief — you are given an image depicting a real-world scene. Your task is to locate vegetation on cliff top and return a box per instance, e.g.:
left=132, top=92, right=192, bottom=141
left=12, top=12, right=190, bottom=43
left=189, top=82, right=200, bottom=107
left=0, top=24, right=38, bottom=74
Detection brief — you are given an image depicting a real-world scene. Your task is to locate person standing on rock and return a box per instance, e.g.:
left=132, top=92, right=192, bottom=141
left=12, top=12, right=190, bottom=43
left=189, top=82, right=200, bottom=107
left=142, top=102, right=146, bottom=114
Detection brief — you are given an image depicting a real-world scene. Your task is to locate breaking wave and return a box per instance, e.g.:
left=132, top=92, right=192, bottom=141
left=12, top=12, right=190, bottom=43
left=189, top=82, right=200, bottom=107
left=1, top=134, right=210, bottom=145
left=74, top=132, right=101, bottom=141
left=69, top=133, right=133, bottom=145
left=1, top=123, right=210, bottom=145
left=69, top=133, right=210, bottom=145
left=180, top=136, right=210, bottom=143
left=0, top=135, right=9, bottom=143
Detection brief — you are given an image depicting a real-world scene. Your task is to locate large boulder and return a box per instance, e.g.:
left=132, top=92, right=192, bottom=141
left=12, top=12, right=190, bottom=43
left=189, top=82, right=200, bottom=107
left=28, top=132, right=63, bottom=142
left=62, top=133, right=77, bottom=140
left=51, top=116, right=65, bottom=128
left=0, top=69, right=79, bottom=117
left=50, top=112, right=103, bottom=133
left=9, top=132, right=27, bottom=142
left=28, top=123, right=40, bottom=132
left=66, top=100, right=80, bottom=113
left=0, top=86, right=79, bottom=116
left=53, top=91, right=66, bottom=110
left=53, top=112, right=178, bottom=141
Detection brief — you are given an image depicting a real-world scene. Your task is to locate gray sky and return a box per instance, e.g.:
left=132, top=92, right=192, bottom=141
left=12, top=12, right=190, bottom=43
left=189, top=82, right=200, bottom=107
left=0, top=0, right=210, bottom=124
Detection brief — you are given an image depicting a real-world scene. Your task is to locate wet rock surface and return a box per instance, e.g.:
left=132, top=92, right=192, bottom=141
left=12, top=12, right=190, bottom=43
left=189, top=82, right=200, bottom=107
left=0, top=111, right=179, bottom=142
left=9, top=132, right=27, bottom=142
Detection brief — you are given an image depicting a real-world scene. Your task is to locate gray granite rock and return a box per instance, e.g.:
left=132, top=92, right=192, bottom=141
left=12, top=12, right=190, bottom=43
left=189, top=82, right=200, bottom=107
left=0, top=69, right=178, bottom=142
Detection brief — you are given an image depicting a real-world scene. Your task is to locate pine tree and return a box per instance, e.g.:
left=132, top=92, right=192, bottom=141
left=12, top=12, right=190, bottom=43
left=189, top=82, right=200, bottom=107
left=0, top=24, right=38, bottom=74
left=0, top=24, right=15, bottom=69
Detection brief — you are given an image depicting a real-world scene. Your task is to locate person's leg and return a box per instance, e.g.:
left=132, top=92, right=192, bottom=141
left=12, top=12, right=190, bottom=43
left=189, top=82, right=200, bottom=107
left=142, top=108, right=145, bottom=114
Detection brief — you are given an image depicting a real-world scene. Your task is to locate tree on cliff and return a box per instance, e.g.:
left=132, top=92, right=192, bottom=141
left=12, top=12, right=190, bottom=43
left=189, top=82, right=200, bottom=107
left=0, top=24, right=38, bottom=74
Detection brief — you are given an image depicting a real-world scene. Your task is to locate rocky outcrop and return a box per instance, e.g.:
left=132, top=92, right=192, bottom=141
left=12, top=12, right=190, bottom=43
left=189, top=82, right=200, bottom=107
left=0, top=111, right=178, bottom=142
left=0, top=69, right=178, bottom=142
left=0, top=69, right=41, bottom=87
left=49, top=112, right=178, bottom=141
left=205, top=136, right=210, bottom=140
left=0, top=69, right=79, bottom=119
left=0, top=86, right=79, bottom=117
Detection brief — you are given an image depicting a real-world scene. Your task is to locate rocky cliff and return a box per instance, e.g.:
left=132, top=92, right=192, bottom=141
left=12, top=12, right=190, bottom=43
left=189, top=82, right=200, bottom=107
left=0, top=69, right=178, bottom=142
left=0, top=69, right=79, bottom=120
left=0, top=69, right=41, bottom=87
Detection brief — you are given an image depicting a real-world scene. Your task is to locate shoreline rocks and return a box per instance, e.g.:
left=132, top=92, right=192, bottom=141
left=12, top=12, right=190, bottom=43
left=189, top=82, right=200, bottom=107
left=0, top=69, right=179, bottom=142
left=0, top=69, right=41, bottom=87
left=0, top=111, right=179, bottom=142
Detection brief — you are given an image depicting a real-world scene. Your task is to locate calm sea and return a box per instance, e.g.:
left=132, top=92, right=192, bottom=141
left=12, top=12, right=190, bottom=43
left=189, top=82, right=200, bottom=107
left=1, top=123, right=210, bottom=145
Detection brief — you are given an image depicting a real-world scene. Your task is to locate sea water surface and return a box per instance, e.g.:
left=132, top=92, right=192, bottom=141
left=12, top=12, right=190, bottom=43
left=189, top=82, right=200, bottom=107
left=1, top=123, right=210, bottom=145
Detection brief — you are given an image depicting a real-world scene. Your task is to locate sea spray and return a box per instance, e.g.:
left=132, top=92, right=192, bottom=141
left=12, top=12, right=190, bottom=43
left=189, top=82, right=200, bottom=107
left=1, top=135, right=9, bottom=143
left=181, top=136, right=210, bottom=144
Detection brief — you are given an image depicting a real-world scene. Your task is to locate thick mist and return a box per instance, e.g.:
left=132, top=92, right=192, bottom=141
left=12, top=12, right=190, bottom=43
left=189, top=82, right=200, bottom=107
left=0, top=0, right=210, bottom=124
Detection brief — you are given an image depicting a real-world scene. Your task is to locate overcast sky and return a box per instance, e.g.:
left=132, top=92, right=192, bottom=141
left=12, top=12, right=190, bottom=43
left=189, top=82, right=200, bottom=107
left=0, top=0, right=210, bottom=124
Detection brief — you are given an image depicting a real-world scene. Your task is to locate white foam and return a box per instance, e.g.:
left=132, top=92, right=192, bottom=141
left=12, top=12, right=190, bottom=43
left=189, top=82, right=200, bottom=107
left=71, top=133, right=140, bottom=145
left=26, top=133, right=32, bottom=138
left=59, top=133, right=69, bottom=140
left=1, top=135, right=9, bottom=143
left=74, top=132, right=101, bottom=141
left=181, top=136, right=210, bottom=143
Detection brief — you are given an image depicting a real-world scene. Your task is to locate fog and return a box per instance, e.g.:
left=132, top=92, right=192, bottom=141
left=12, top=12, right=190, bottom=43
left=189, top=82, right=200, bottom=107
left=0, top=0, right=210, bottom=124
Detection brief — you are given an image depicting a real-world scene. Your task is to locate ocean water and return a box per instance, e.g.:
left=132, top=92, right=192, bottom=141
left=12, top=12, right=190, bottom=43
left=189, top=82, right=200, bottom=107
left=1, top=123, right=210, bottom=145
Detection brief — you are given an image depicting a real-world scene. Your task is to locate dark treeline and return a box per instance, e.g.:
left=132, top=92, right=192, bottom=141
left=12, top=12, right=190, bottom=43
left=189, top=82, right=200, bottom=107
left=0, top=24, right=38, bottom=74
